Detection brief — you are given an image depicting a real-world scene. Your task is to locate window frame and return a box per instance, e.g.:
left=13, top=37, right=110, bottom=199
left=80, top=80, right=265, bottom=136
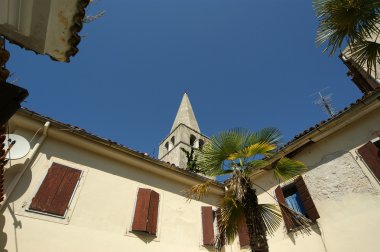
left=200, top=206, right=226, bottom=248
left=128, top=187, right=163, bottom=240
left=15, top=159, right=87, bottom=225
left=275, top=176, right=320, bottom=232
left=357, top=138, right=380, bottom=183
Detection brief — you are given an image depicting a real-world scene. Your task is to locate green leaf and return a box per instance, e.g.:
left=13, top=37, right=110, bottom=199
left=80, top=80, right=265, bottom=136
left=273, top=157, right=307, bottom=182
left=258, top=204, right=282, bottom=237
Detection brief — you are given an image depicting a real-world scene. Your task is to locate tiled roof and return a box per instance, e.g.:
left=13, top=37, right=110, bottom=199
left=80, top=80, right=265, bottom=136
left=17, top=108, right=224, bottom=188
left=3, top=0, right=90, bottom=62
left=64, top=0, right=91, bottom=62
left=281, top=89, right=380, bottom=150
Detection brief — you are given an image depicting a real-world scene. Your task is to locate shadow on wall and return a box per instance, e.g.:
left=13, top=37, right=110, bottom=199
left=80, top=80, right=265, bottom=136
left=0, top=212, right=8, bottom=252
left=133, top=232, right=156, bottom=244
left=1, top=203, right=22, bottom=252
left=5, top=163, right=32, bottom=203
left=286, top=223, right=322, bottom=245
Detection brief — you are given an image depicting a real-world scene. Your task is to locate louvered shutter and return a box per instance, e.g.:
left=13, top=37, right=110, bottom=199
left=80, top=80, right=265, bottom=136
left=132, top=188, right=160, bottom=235
left=29, top=163, right=81, bottom=216
left=216, top=208, right=225, bottom=247
left=358, top=141, right=380, bottom=180
left=237, top=218, right=250, bottom=247
left=294, top=176, right=320, bottom=221
left=201, top=206, right=215, bottom=246
left=274, top=185, right=294, bottom=230
left=147, top=190, right=159, bottom=235
left=132, top=188, right=151, bottom=232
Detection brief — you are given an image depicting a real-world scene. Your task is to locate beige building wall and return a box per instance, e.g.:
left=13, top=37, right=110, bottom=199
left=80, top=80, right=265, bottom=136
left=252, top=106, right=380, bottom=252
left=0, top=112, right=232, bottom=252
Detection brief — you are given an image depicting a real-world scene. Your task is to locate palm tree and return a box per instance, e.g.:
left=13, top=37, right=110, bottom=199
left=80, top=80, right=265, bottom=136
left=313, top=0, right=380, bottom=76
left=187, top=128, right=309, bottom=252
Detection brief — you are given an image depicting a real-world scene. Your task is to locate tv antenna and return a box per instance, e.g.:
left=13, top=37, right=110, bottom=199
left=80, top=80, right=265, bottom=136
left=311, top=87, right=335, bottom=117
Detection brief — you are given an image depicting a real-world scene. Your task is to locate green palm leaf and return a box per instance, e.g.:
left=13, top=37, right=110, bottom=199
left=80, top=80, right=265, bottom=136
left=314, top=0, right=380, bottom=54
left=218, top=192, right=244, bottom=244
left=313, top=0, right=380, bottom=76
left=347, top=39, right=380, bottom=77
left=273, top=157, right=307, bottom=182
left=258, top=204, right=282, bottom=237
left=227, top=142, right=276, bottom=160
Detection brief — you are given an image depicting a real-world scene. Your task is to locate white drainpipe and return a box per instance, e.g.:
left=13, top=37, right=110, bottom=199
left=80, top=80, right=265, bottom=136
left=0, top=121, right=50, bottom=210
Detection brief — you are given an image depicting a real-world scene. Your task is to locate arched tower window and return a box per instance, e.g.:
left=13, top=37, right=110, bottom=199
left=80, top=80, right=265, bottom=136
left=171, top=136, right=175, bottom=145
left=165, top=142, right=169, bottom=151
left=190, top=135, right=196, bottom=147
left=199, top=139, right=205, bottom=149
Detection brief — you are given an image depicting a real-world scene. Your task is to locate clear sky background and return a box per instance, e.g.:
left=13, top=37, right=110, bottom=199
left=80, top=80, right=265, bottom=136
left=7, top=0, right=361, bottom=157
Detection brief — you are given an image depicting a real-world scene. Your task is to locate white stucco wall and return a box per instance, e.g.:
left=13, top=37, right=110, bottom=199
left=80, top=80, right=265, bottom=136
left=0, top=114, right=230, bottom=252
left=253, top=107, right=380, bottom=252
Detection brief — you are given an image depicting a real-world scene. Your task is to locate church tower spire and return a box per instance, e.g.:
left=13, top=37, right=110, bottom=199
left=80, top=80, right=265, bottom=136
left=170, top=92, right=200, bottom=133
left=158, top=93, right=208, bottom=169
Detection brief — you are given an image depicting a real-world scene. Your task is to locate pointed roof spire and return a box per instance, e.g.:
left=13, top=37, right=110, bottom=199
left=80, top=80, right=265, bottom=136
left=170, top=93, right=200, bottom=133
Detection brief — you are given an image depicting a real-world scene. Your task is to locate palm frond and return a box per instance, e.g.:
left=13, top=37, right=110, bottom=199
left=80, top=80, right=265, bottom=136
left=258, top=204, right=282, bottom=237
left=185, top=181, right=212, bottom=201
left=313, top=0, right=380, bottom=55
left=347, top=39, right=380, bottom=77
left=273, top=157, right=307, bottom=182
left=278, top=203, right=312, bottom=234
left=246, top=160, right=270, bottom=175
left=218, top=192, right=245, bottom=244
left=227, top=142, right=276, bottom=160
left=195, top=129, right=246, bottom=176
left=246, top=127, right=282, bottom=146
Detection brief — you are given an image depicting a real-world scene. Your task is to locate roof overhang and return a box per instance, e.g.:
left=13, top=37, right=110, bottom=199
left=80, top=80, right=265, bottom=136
left=0, top=0, right=89, bottom=62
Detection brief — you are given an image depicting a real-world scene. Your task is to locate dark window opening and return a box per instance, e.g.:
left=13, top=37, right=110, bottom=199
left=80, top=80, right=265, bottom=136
left=275, top=176, right=320, bottom=231
left=199, top=139, right=205, bottom=149
left=171, top=136, right=175, bottom=145
left=373, top=139, right=380, bottom=150
left=282, top=184, right=307, bottom=217
left=190, top=135, right=196, bottom=146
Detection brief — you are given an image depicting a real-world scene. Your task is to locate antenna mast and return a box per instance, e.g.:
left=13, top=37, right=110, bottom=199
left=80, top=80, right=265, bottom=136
left=312, top=88, right=335, bottom=117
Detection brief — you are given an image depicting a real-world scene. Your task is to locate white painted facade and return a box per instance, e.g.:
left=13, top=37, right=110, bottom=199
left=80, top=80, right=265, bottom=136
left=252, top=90, right=380, bottom=252
left=2, top=90, right=380, bottom=252
left=0, top=109, right=230, bottom=252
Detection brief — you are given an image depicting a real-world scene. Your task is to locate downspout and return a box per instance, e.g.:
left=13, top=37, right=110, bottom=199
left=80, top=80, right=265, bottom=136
left=0, top=121, right=50, bottom=210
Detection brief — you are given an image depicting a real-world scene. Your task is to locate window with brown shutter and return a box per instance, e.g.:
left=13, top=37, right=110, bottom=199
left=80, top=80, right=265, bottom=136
left=275, top=176, right=320, bottom=231
left=201, top=207, right=227, bottom=247
left=358, top=141, right=380, bottom=181
left=132, top=188, right=160, bottom=236
left=201, top=206, right=215, bottom=246
left=29, top=163, right=82, bottom=217
left=237, top=218, right=250, bottom=247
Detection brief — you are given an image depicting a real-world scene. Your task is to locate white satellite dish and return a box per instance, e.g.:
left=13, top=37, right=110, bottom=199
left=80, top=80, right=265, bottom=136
left=4, top=134, right=30, bottom=160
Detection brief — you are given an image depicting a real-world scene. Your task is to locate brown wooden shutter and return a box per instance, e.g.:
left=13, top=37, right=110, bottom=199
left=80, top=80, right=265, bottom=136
left=147, top=190, right=159, bottom=235
left=132, top=188, right=160, bottom=235
left=237, top=218, right=249, bottom=247
left=201, top=206, right=215, bottom=246
left=358, top=141, right=380, bottom=180
left=274, top=185, right=293, bottom=230
left=294, top=176, right=320, bottom=221
left=132, top=188, right=151, bottom=232
left=29, top=163, right=81, bottom=216
left=216, top=208, right=225, bottom=247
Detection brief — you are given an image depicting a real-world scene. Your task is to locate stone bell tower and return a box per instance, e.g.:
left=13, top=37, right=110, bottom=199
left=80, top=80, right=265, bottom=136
left=158, top=93, right=208, bottom=169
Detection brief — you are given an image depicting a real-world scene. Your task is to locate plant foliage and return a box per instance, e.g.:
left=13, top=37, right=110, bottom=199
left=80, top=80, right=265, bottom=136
left=313, top=0, right=380, bottom=76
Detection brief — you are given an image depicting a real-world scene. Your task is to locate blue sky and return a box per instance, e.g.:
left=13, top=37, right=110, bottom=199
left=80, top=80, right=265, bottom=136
left=7, top=0, right=361, bottom=156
